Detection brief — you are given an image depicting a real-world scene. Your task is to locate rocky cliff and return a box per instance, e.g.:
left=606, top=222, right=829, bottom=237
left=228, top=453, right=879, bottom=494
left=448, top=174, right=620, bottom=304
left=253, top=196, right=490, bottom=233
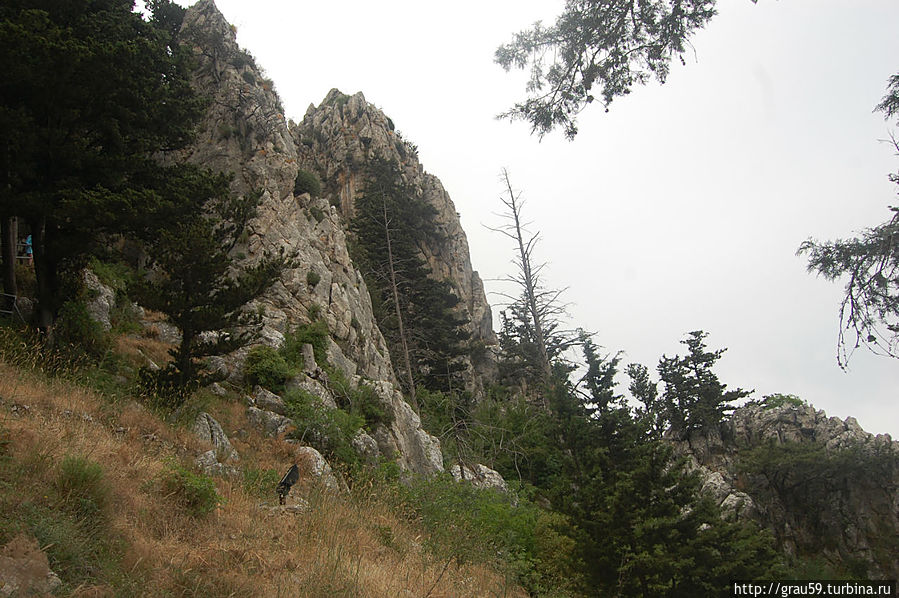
left=173, top=0, right=488, bottom=474
left=675, top=400, right=899, bottom=577
left=292, top=90, right=497, bottom=396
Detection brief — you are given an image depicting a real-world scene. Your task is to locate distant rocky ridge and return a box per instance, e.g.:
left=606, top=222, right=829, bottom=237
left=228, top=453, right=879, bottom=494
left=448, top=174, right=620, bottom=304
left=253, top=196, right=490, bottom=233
left=675, top=401, right=899, bottom=577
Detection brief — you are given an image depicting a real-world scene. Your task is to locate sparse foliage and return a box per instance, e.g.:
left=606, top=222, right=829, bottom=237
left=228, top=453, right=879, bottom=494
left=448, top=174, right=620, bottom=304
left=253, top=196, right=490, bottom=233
left=799, top=75, right=899, bottom=367
left=490, top=170, right=578, bottom=399
left=496, top=0, right=719, bottom=138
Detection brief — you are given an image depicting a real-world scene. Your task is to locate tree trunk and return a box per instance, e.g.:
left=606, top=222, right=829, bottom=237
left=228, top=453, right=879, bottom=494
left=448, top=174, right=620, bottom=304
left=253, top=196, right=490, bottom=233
left=502, top=170, right=552, bottom=383
left=383, top=200, right=417, bottom=409
left=0, top=215, right=16, bottom=307
left=29, top=216, right=57, bottom=331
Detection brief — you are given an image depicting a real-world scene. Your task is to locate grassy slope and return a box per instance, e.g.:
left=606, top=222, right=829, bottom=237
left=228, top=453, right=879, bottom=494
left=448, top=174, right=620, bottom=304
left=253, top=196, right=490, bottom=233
left=0, top=361, right=524, bottom=597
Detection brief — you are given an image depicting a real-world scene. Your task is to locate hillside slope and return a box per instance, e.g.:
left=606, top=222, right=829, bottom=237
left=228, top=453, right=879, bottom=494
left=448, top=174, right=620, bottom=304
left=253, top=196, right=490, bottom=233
left=0, top=361, right=523, bottom=596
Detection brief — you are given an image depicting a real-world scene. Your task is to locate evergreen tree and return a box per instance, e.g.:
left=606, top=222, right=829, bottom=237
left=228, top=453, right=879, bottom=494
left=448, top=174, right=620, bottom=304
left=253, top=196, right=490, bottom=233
left=797, top=73, right=899, bottom=368
left=133, top=167, right=292, bottom=405
left=657, top=330, right=751, bottom=438
left=351, top=157, right=470, bottom=400
left=0, top=0, right=202, bottom=328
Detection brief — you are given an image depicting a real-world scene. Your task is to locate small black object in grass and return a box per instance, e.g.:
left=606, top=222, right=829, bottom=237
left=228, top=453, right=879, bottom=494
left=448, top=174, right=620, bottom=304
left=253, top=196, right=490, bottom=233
left=277, top=464, right=299, bottom=505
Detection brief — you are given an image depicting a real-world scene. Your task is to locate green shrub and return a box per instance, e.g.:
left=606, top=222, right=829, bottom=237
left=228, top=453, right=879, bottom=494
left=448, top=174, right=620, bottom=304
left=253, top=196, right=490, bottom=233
left=244, top=345, right=292, bottom=391
left=307, top=303, right=322, bottom=320
left=353, top=383, right=392, bottom=428
left=395, top=474, right=578, bottom=593
left=54, top=300, right=111, bottom=362
left=158, top=458, right=221, bottom=517
left=759, top=393, right=806, bottom=410
left=88, top=257, right=134, bottom=293
left=306, top=269, right=321, bottom=288
left=242, top=467, right=281, bottom=498
left=241, top=71, right=256, bottom=85
left=328, top=371, right=392, bottom=430
left=294, top=169, right=322, bottom=197
left=56, top=455, right=109, bottom=516
left=281, top=319, right=329, bottom=370
left=283, top=388, right=362, bottom=466
left=230, top=50, right=254, bottom=69
left=309, top=205, right=326, bottom=222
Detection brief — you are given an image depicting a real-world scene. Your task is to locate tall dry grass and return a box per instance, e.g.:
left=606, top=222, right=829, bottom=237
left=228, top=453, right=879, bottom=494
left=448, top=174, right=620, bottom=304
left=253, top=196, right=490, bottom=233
left=0, top=362, right=525, bottom=597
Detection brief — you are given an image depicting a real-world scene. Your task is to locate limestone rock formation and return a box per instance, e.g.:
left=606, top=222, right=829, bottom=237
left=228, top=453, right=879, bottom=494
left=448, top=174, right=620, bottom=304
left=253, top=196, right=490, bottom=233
left=292, top=89, right=498, bottom=396
left=674, top=401, right=899, bottom=577
left=177, top=0, right=449, bottom=475
left=293, top=446, right=341, bottom=492
left=450, top=463, right=509, bottom=493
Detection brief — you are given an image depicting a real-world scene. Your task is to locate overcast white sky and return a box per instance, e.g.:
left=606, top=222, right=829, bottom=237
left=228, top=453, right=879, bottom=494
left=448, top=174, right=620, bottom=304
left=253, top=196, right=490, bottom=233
left=179, top=0, right=899, bottom=437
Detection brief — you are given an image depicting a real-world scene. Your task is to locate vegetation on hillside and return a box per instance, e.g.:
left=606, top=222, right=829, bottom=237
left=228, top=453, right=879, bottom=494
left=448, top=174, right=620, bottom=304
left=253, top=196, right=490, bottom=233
left=1, top=1, right=896, bottom=596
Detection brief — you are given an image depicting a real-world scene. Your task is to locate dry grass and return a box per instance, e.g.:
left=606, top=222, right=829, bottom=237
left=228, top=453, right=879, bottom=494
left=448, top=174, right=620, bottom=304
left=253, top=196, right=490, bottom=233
left=0, top=362, right=525, bottom=597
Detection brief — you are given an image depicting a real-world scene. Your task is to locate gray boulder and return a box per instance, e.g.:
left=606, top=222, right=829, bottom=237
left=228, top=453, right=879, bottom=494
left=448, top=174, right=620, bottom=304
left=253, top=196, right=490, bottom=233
left=192, top=412, right=239, bottom=462
left=247, top=406, right=293, bottom=437
left=294, top=445, right=341, bottom=491
left=253, top=386, right=288, bottom=415
left=450, top=463, right=509, bottom=493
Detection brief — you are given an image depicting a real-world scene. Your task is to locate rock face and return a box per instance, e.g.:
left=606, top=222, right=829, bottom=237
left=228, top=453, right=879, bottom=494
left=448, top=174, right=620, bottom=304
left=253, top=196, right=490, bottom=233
left=450, top=463, right=509, bottom=493
left=293, top=89, right=498, bottom=396
left=673, top=401, right=899, bottom=577
left=176, top=0, right=449, bottom=475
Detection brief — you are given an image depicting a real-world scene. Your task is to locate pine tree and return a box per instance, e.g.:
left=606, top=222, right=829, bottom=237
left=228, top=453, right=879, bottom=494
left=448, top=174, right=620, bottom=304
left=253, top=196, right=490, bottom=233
left=0, top=0, right=203, bottom=328
left=133, top=167, right=292, bottom=405
left=351, top=157, right=470, bottom=401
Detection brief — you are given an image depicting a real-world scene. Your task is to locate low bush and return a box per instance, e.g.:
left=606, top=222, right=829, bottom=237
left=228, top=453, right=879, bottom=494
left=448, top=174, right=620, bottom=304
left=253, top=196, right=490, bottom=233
left=54, top=300, right=111, bottom=362
left=56, top=455, right=109, bottom=517
left=294, top=169, right=322, bottom=197
left=283, top=388, right=363, bottom=467
left=281, top=319, right=329, bottom=370
left=242, top=467, right=281, bottom=498
left=306, top=269, right=321, bottom=288
left=157, top=458, right=221, bottom=517
left=395, top=474, right=579, bottom=595
left=244, top=344, right=292, bottom=391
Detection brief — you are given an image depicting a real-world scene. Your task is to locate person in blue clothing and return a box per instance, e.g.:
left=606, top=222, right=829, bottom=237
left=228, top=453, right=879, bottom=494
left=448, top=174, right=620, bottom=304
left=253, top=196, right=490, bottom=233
left=24, top=234, right=32, bottom=265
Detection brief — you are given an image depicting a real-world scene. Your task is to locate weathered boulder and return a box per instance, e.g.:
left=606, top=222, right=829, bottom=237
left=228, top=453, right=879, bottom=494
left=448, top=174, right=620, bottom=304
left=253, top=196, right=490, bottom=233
left=293, top=446, right=341, bottom=492
left=253, top=386, right=288, bottom=415
left=286, top=374, right=336, bottom=409
left=450, top=463, right=509, bottom=493
left=351, top=430, right=380, bottom=464
left=192, top=412, right=239, bottom=462
left=0, top=534, right=62, bottom=597
left=247, top=406, right=292, bottom=437
left=195, top=449, right=239, bottom=477
left=369, top=381, right=443, bottom=475
left=83, top=269, right=116, bottom=331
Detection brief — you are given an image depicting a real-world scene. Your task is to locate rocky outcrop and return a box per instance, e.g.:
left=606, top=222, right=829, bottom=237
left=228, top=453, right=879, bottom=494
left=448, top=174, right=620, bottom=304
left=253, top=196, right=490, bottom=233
left=293, top=446, right=341, bottom=492
left=193, top=412, right=240, bottom=476
left=450, top=463, right=509, bottom=493
left=293, top=89, right=497, bottom=396
left=674, top=401, right=899, bottom=577
left=177, top=0, right=447, bottom=475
